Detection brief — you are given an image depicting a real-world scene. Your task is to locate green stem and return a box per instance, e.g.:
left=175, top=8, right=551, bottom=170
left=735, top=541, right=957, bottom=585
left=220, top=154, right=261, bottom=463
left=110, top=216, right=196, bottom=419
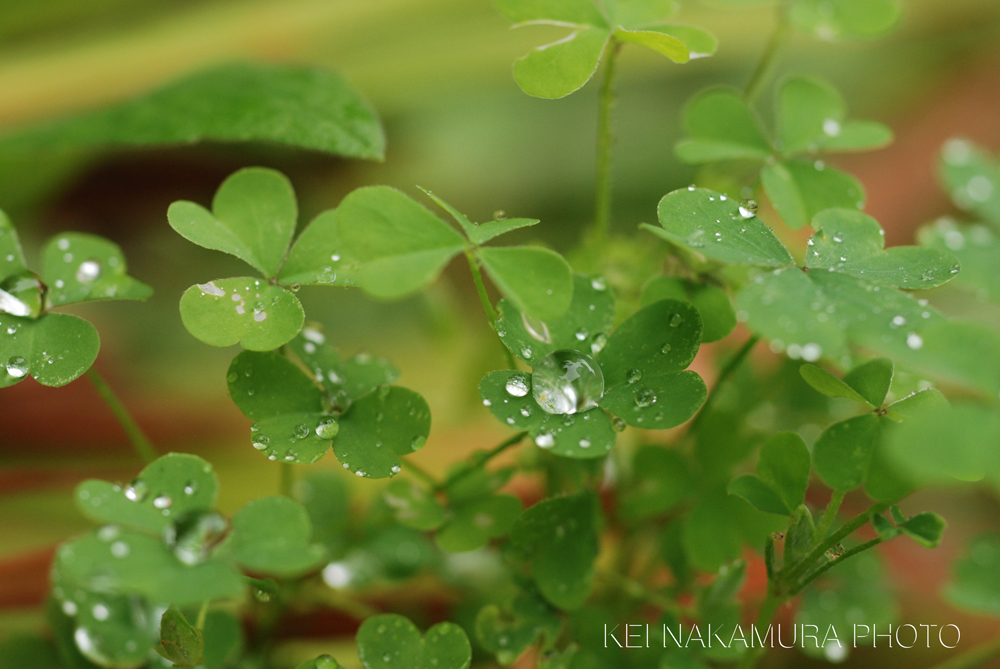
left=597, top=569, right=692, bottom=616
left=791, top=537, right=882, bottom=595
left=929, top=634, right=1000, bottom=669
left=782, top=500, right=891, bottom=585
left=465, top=249, right=498, bottom=323
left=280, top=462, right=294, bottom=497
left=738, top=592, right=784, bottom=669
left=86, top=368, right=156, bottom=464
left=195, top=601, right=209, bottom=631
left=591, top=39, right=622, bottom=246
left=437, top=431, right=527, bottom=492
left=689, top=335, right=760, bottom=432
left=814, top=490, right=846, bottom=544
left=402, top=459, right=440, bottom=488
left=744, top=7, right=791, bottom=104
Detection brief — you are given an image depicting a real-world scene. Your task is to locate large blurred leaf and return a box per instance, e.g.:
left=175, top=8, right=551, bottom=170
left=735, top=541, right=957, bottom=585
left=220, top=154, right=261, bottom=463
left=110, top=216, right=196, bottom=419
left=938, top=139, right=1000, bottom=226
left=789, top=0, right=902, bottom=41
left=513, top=28, right=610, bottom=100
left=946, top=534, right=1000, bottom=616
left=228, top=496, right=327, bottom=578
left=40, top=233, right=151, bottom=306
left=477, top=246, right=573, bottom=321
left=674, top=88, right=770, bottom=163
left=761, top=159, right=865, bottom=230
left=356, top=614, right=471, bottom=669
left=776, top=76, right=892, bottom=153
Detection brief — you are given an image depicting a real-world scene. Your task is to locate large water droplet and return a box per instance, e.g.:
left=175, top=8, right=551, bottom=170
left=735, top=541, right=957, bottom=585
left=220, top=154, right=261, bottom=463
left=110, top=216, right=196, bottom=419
left=315, top=417, right=339, bottom=439
left=0, top=271, right=47, bottom=318
left=197, top=281, right=225, bottom=297
left=5, top=356, right=28, bottom=378
left=505, top=375, right=530, bottom=397
left=531, top=349, right=605, bottom=415
left=521, top=312, right=551, bottom=343
left=738, top=200, right=758, bottom=219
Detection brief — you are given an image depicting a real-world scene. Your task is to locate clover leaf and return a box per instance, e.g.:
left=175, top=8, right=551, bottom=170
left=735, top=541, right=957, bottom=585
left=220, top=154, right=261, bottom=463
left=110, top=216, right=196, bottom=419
left=475, top=589, right=561, bottom=665
left=727, top=432, right=810, bottom=515
left=789, top=0, right=902, bottom=42
left=938, top=138, right=1000, bottom=226
left=494, top=0, right=717, bottom=99
left=0, top=211, right=150, bottom=387
left=156, top=606, right=204, bottom=668
left=946, top=534, right=1000, bottom=617
left=675, top=75, right=891, bottom=229
left=226, top=496, right=328, bottom=578
left=228, top=326, right=428, bottom=477
left=640, top=276, right=737, bottom=343
left=481, top=275, right=705, bottom=457
left=356, top=614, right=472, bottom=669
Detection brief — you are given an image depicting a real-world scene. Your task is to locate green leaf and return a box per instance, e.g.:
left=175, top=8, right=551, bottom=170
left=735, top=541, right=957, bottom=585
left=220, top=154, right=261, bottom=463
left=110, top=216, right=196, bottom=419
left=3, top=63, right=385, bottom=159
left=512, top=28, right=610, bottom=100
left=674, top=88, right=771, bottom=163
left=334, top=387, right=432, bottom=478
left=63, top=592, right=157, bottom=667
left=74, top=453, right=219, bottom=534
left=761, top=159, right=865, bottom=230
left=168, top=168, right=297, bottom=278
left=418, top=187, right=539, bottom=245
left=800, top=363, right=871, bottom=405
left=0, top=636, right=62, bottom=669
left=599, top=370, right=706, bottom=429
left=228, top=496, right=327, bottom=578
left=650, top=24, right=718, bottom=57
left=475, top=591, right=560, bottom=666
left=436, top=495, right=522, bottom=552
left=495, top=274, right=615, bottom=367
left=277, top=210, right=356, bottom=287
left=179, top=278, right=304, bottom=351
left=938, top=138, right=1000, bottom=226
left=920, top=219, right=1000, bottom=303
left=597, top=299, right=703, bottom=387
left=776, top=75, right=892, bottom=154
left=295, top=655, right=346, bottom=669
left=155, top=606, right=204, bottom=668
left=614, top=28, right=689, bottom=63
left=478, top=246, right=574, bottom=322
left=651, top=187, right=795, bottom=266
left=0, top=211, right=26, bottom=280
left=900, top=512, right=946, bottom=548
left=202, top=610, right=243, bottom=668
left=335, top=186, right=467, bottom=299
left=682, top=488, right=755, bottom=571
left=53, top=529, right=244, bottom=607
left=785, top=504, right=816, bottom=565
left=727, top=475, right=789, bottom=515
left=493, top=0, right=608, bottom=27
left=620, top=446, right=693, bottom=520
left=607, top=0, right=679, bottom=28
left=946, top=534, right=1000, bottom=616
left=294, top=471, right=350, bottom=556
left=356, top=614, right=472, bottom=669
left=640, top=276, right=737, bottom=343
left=0, top=313, right=99, bottom=388
left=806, top=209, right=960, bottom=288
left=813, top=414, right=880, bottom=490
left=757, top=431, right=811, bottom=511
left=383, top=479, right=446, bottom=531
left=789, top=0, right=902, bottom=41
left=841, top=357, right=893, bottom=407
left=531, top=408, right=617, bottom=458
left=510, top=492, right=600, bottom=609
left=479, top=370, right=544, bottom=431
left=40, top=233, right=151, bottom=306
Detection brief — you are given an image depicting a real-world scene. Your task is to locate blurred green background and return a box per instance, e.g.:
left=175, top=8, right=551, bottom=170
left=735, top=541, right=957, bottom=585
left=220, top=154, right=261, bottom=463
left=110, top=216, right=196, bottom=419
left=1, top=0, right=999, bottom=666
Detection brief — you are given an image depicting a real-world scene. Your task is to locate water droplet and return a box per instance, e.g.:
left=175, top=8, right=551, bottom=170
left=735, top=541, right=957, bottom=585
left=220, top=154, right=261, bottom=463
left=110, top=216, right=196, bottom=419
left=0, top=271, right=47, bottom=318
left=575, top=327, right=588, bottom=341
left=521, top=347, right=532, bottom=359
left=534, top=432, right=555, bottom=448
left=227, top=371, right=238, bottom=383
left=482, top=398, right=492, bottom=407
left=906, top=333, right=923, bottom=350
left=316, top=417, right=339, bottom=439
left=5, top=356, right=28, bottom=378
left=493, top=210, right=506, bottom=220
left=197, top=281, right=225, bottom=297
left=661, top=343, right=672, bottom=354
left=252, top=434, right=270, bottom=450
left=739, top=200, right=758, bottom=218
left=669, top=313, right=683, bottom=327
left=591, top=276, right=607, bottom=291
left=253, top=309, right=267, bottom=322
left=531, top=350, right=605, bottom=415
left=612, top=417, right=626, bottom=432
left=183, top=480, right=198, bottom=495
left=626, top=368, right=642, bottom=384
left=411, top=435, right=426, bottom=451
left=315, top=656, right=340, bottom=669
left=521, top=312, right=551, bottom=343
left=634, top=387, right=656, bottom=408
left=290, top=283, right=301, bottom=292
left=124, top=480, right=148, bottom=502
left=293, top=423, right=310, bottom=439
left=823, top=118, right=841, bottom=137
left=110, top=541, right=130, bottom=558
left=75, top=260, right=101, bottom=283
left=519, top=405, right=532, bottom=417
left=153, top=495, right=172, bottom=509
left=578, top=439, right=591, bottom=449
left=505, top=375, right=530, bottom=397
left=590, top=333, right=607, bottom=355
left=62, top=600, right=77, bottom=616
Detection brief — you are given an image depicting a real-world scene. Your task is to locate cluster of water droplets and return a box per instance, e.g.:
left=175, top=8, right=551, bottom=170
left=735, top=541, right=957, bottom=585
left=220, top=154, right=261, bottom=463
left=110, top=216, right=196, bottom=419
left=196, top=280, right=270, bottom=322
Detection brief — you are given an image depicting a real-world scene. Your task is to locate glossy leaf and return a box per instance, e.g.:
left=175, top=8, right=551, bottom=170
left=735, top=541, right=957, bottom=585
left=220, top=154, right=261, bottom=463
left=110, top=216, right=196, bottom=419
left=0, top=210, right=26, bottom=280
left=727, top=475, right=789, bottom=515
left=806, top=209, right=960, bottom=288
left=651, top=187, right=795, bottom=266
left=841, top=357, right=893, bottom=407
left=53, top=530, right=244, bottom=607
left=75, top=453, right=219, bottom=534
left=683, top=487, right=783, bottom=571
left=383, top=480, right=446, bottom=531
left=756, top=431, right=811, bottom=511
left=436, top=495, right=522, bottom=552
left=640, top=276, right=737, bottom=343
left=333, top=387, right=432, bottom=478
left=63, top=591, right=156, bottom=668
left=938, top=138, right=1000, bottom=226
left=531, top=408, right=617, bottom=458
left=620, top=446, right=693, bottom=520
left=900, top=512, right=946, bottom=548
left=228, top=496, right=327, bottom=578
left=40, top=233, right=151, bottom=306
left=510, top=492, right=600, bottom=609
left=920, top=219, right=1000, bottom=303
left=202, top=610, right=243, bottom=668
left=278, top=210, right=356, bottom=287
left=761, top=159, right=865, bottom=230
left=674, top=88, right=771, bottom=163
left=0, top=313, right=99, bottom=388
left=785, top=504, right=816, bottom=565
left=495, top=274, right=615, bottom=367
left=356, top=614, right=472, bottom=669
left=228, top=351, right=323, bottom=420
left=179, top=278, right=304, bottom=351
left=5, top=63, right=384, bottom=159
left=335, top=186, right=467, bottom=299
left=946, top=534, right=1000, bottom=616
left=789, top=0, right=902, bottom=41
left=168, top=168, right=297, bottom=277
left=800, top=363, right=871, bottom=405
left=599, top=370, right=706, bottom=429
left=813, top=414, right=880, bottom=490
left=480, top=370, right=544, bottom=431
left=419, top=187, right=539, bottom=245
left=155, top=606, right=204, bottom=668
left=777, top=76, right=892, bottom=154
left=294, top=471, right=350, bottom=556
left=614, top=28, right=688, bottom=62
left=513, top=28, right=609, bottom=99
left=478, top=246, right=573, bottom=321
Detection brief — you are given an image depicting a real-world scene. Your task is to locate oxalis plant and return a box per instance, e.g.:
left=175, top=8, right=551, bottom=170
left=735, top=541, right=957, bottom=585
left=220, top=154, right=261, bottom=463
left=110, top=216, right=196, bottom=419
left=3, top=1, right=1000, bottom=668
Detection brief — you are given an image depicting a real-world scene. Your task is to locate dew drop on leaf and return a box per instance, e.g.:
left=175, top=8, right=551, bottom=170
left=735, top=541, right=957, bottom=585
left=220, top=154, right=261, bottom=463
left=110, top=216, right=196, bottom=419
left=293, top=423, right=310, bottom=439
left=739, top=200, right=758, bottom=219
left=124, top=480, right=148, bottom=502
left=153, top=495, right=173, bottom=509
left=505, top=375, right=530, bottom=397
left=315, top=417, right=339, bottom=439
left=75, top=260, right=101, bottom=283
left=634, top=387, right=656, bottom=408
left=626, top=368, right=642, bottom=384
left=534, top=432, right=555, bottom=448
left=196, top=281, right=225, bottom=297
left=612, top=417, right=626, bottom=432
left=575, top=327, right=588, bottom=341
left=183, top=480, right=198, bottom=496
left=669, top=313, right=683, bottom=327
left=661, top=343, right=672, bottom=354
left=531, top=350, right=604, bottom=415
left=521, top=312, right=551, bottom=343
left=494, top=210, right=506, bottom=220
left=5, top=356, right=28, bottom=378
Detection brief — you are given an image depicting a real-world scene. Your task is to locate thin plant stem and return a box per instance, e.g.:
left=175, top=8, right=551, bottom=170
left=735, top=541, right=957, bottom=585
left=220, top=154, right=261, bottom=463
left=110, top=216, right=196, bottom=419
left=465, top=249, right=498, bottom=323
left=402, top=459, right=440, bottom=488
left=737, top=592, right=783, bottom=669
left=744, top=8, right=791, bottom=104
left=782, top=500, right=891, bottom=584
left=86, top=368, right=156, bottom=464
left=814, top=489, right=846, bottom=544
left=195, top=601, right=210, bottom=631
left=280, top=462, right=294, bottom=497
left=929, top=634, right=1000, bottom=669
left=791, top=537, right=882, bottom=595
left=689, top=335, right=760, bottom=432
left=591, top=39, right=622, bottom=246
left=437, top=431, right=528, bottom=492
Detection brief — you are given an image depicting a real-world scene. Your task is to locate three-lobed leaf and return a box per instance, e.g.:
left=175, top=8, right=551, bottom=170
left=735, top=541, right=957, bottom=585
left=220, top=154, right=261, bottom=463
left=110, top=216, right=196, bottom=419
left=478, top=246, right=573, bottom=321
left=356, top=614, right=471, bottom=669
left=179, top=278, right=304, bottom=351
left=0, top=312, right=99, bottom=388
left=228, top=496, right=327, bottom=578
left=40, top=233, right=152, bottom=306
